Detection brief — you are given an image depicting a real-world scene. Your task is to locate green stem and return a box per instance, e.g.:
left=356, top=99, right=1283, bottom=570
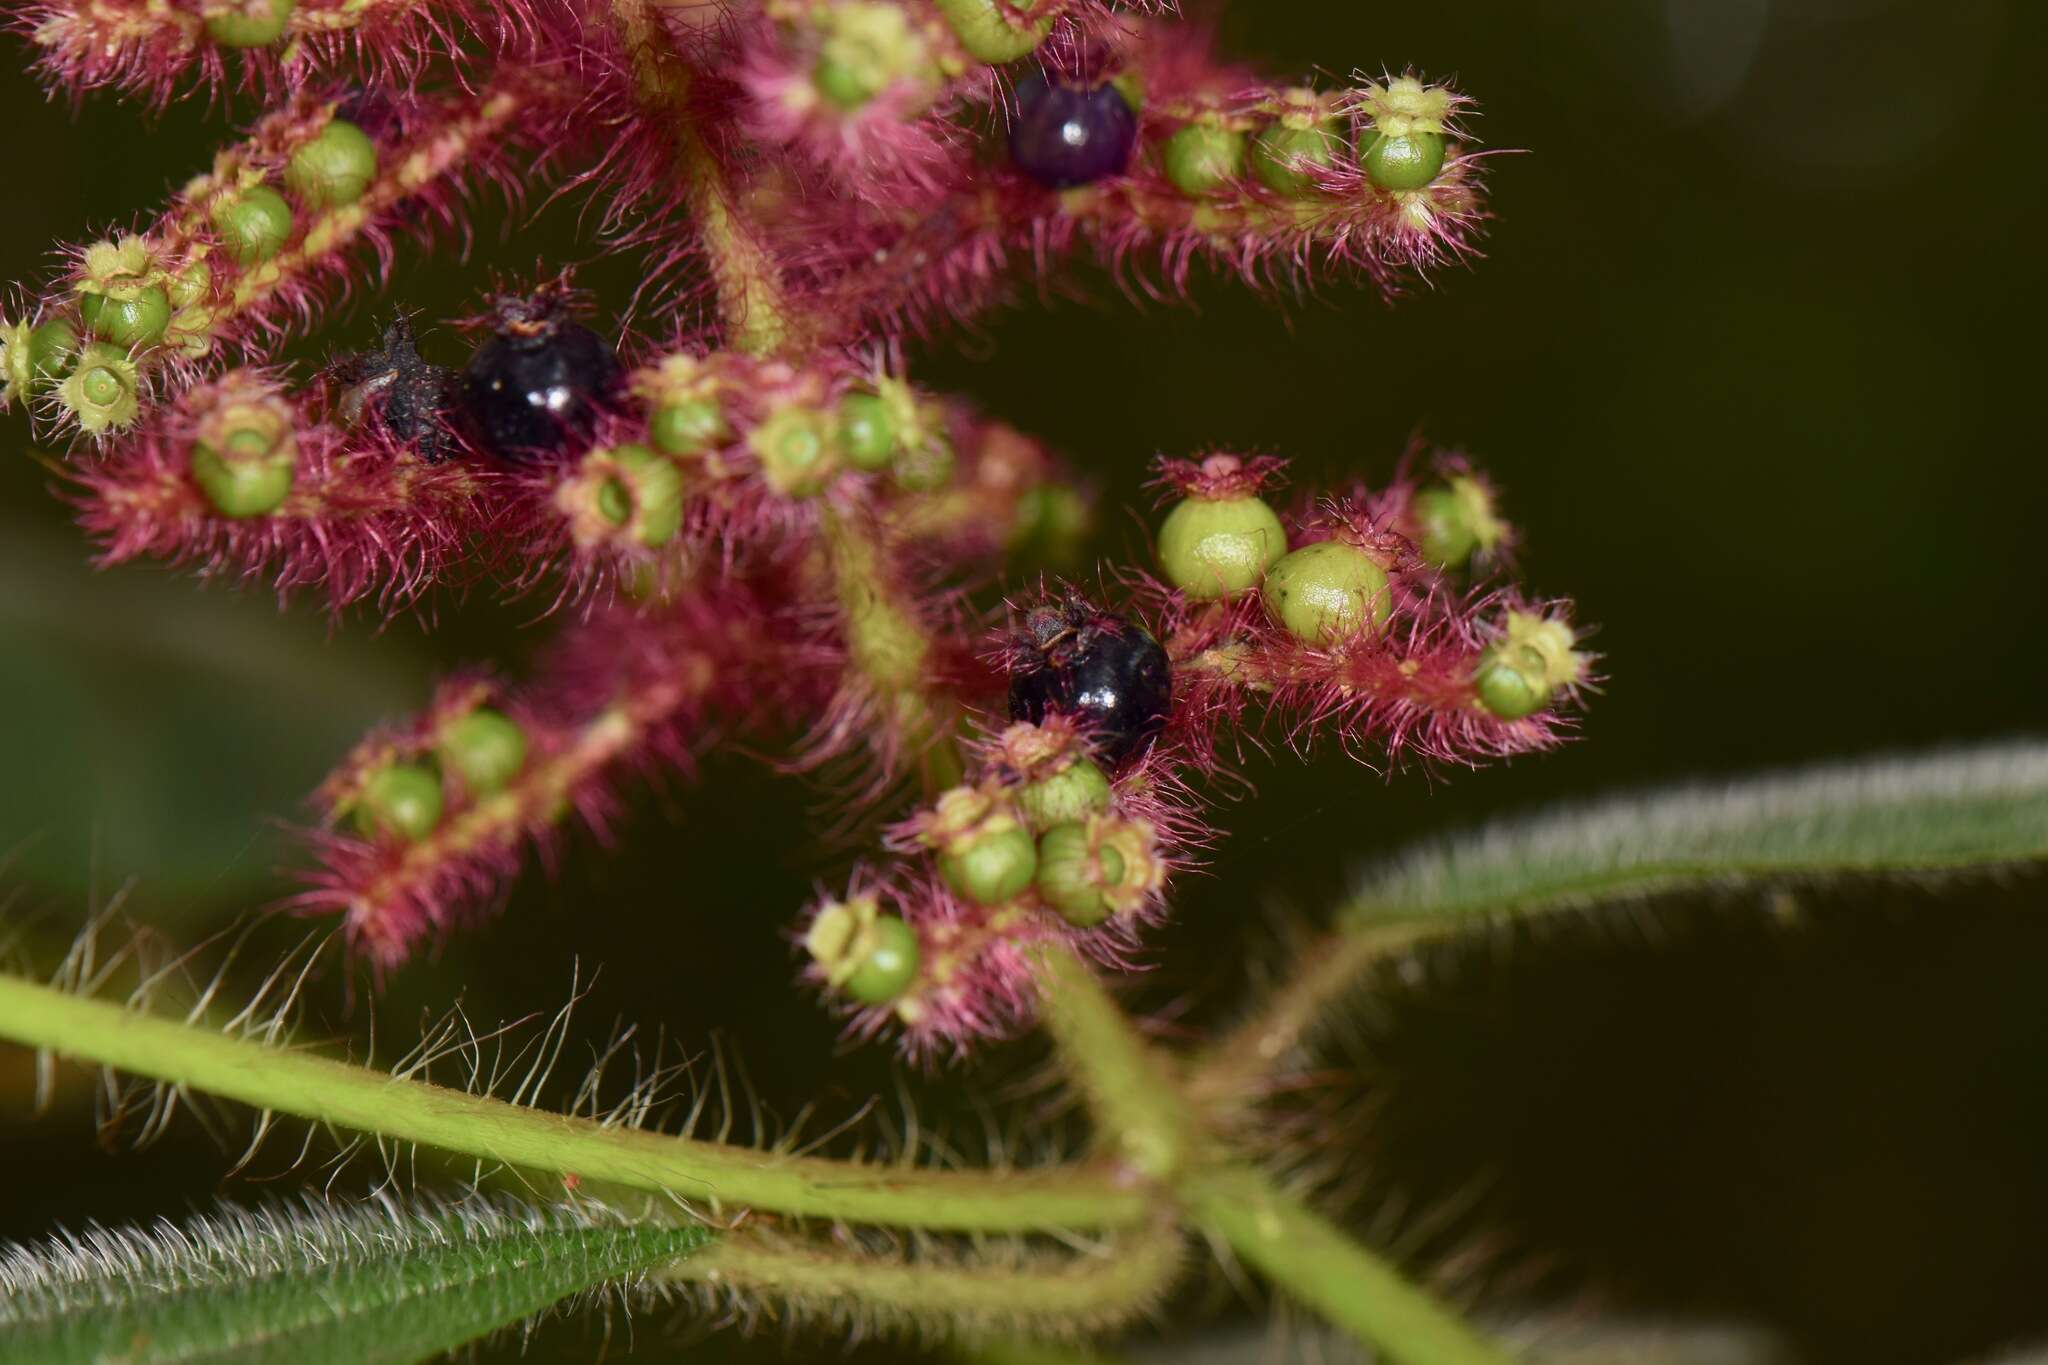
left=820, top=505, right=964, bottom=792
left=1186, top=1165, right=1516, bottom=1365
left=1032, top=942, right=1195, bottom=1182
left=0, top=973, right=1145, bottom=1233
left=1028, top=945, right=1504, bottom=1363
left=610, top=0, right=798, bottom=356
left=1186, top=922, right=1429, bottom=1115
left=664, top=1220, right=1183, bottom=1341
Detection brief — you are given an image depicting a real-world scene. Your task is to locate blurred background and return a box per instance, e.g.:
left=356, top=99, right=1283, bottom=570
left=2, top=1, right=2045, bottom=1361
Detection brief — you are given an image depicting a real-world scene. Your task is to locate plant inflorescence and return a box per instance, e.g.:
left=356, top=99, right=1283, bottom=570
left=6, top=3, right=2041, bottom=1363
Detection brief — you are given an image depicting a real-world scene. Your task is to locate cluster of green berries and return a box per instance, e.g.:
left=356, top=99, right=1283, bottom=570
left=1160, top=77, right=1458, bottom=199
left=923, top=743, right=1160, bottom=928
left=0, top=112, right=380, bottom=444
left=638, top=358, right=954, bottom=507
left=1153, top=455, right=1564, bottom=719
left=346, top=708, right=531, bottom=844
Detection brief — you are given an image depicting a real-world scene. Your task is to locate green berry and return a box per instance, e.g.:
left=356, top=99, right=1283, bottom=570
left=1363, top=130, right=1446, bottom=192
left=1411, top=486, right=1476, bottom=566
left=837, top=392, right=897, bottom=470
left=1161, top=124, right=1246, bottom=195
left=205, top=0, right=294, bottom=47
left=191, top=427, right=295, bottom=518
left=751, top=406, right=839, bottom=497
left=3, top=318, right=79, bottom=404
left=1016, top=758, right=1112, bottom=828
left=930, top=0, right=1051, bottom=63
left=79, top=285, right=171, bottom=348
left=352, top=763, right=443, bottom=842
left=439, top=709, right=528, bottom=797
left=595, top=443, right=685, bottom=548
left=1036, top=823, right=1125, bottom=928
left=939, top=824, right=1038, bottom=906
left=844, top=914, right=920, bottom=1004
left=1008, top=484, right=1090, bottom=567
left=58, top=343, right=141, bottom=434
left=1474, top=643, right=1551, bottom=720
left=1157, top=494, right=1288, bottom=599
left=1251, top=120, right=1341, bottom=196
left=285, top=119, right=379, bottom=209
left=27, top=319, right=78, bottom=382
left=212, top=186, right=295, bottom=265
left=1261, top=540, right=1391, bottom=645
left=648, top=398, right=728, bottom=455
left=892, top=435, right=954, bottom=493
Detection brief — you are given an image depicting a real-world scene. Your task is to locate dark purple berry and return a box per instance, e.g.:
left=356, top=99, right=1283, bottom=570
left=459, top=315, right=622, bottom=463
left=1008, top=601, right=1172, bottom=768
left=1008, top=75, right=1138, bottom=189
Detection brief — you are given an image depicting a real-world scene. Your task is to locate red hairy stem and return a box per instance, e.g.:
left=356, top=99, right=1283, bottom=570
left=17, top=0, right=562, bottom=105
left=9, top=73, right=566, bottom=441
left=294, top=578, right=821, bottom=967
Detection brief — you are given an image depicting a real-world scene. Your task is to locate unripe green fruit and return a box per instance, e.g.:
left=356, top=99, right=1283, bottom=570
left=80, top=285, right=172, bottom=348
left=845, top=914, right=920, bottom=1004
left=213, top=186, right=295, bottom=265
left=190, top=424, right=295, bottom=518
left=60, top=343, right=142, bottom=433
left=286, top=119, right=379, bottom=209
left=648, top=398, right=727, bottom=455
left=930, top=0, right=1051, bottom=62
left=1262, top=540, right=1391, bottom=644
left=1363, top=130, right=1446, bottom=192
left=1411, top=485, right=1476, bottom=566
left=751, top=406, right=839, bottom=496
left=592, top=443, right=684, bottom=548
left=353, top=763, right=443, bottom=842
left=1251, top=121, right=1340, bottom=196
left=439, top=709, right=528, bottom=796
left=837, top=393, right=897, bottom=470
left=1161, top=124, right=1246, bottom=195
left=1157, top=494, right=1287, bottom=599
left=893, top=436, right=954, bottom=493
left=813, top=57, right=877, bottom=112
left=205, top=0, right=294, bottom=46
left=1036, top=823, right=1125, bottom=928
left=1474, top=643, right=1552, bottom=720
left=1016, top=758, right=1112, bottom=828
left=27, top=319, right=78, bottom=383
left=939, top=825, right=1038, bottom=906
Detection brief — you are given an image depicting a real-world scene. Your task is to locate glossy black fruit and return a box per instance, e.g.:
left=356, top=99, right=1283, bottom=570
left=1009, top=75, right=1138, bottom=189
left=1008, top=603, right=1172, bottom=768
left=459, top=319, right=622, bottom=462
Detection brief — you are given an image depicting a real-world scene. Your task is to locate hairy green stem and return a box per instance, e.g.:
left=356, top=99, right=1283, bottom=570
left=1029, top=945, right=1503, bottom=1363
left=1032, top=942, right=1195, bottom=1182
left=664, top=1220, right=1183, bottom=1341
left=1186, top=1166, right=1515, bottom=1365
left=820, top=505, right=965, bottom=792
left=1194, top=741, right=2048, bottom=1105
left=0, top=973, right=1146, bottom=1233
left=610, top=0, right=798, bottom=355
left=1187, top=922, right=1428, bottom=1114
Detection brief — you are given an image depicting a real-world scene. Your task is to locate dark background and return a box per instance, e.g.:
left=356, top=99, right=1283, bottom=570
left=3, top=1, right=2045, bottom=1361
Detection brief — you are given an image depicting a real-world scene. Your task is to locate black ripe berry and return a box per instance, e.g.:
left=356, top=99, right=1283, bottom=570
left=459, top=304, right=622, bottom=463
left=1008, top=75, right=1137, bottom=189
left=1008, top=601, right=1172, bottom=768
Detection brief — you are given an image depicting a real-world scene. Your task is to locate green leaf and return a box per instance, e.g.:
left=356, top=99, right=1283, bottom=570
left=0, top=1194, right=711, bottom=1364
left=1343, top=741, right=2048, bottom=932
